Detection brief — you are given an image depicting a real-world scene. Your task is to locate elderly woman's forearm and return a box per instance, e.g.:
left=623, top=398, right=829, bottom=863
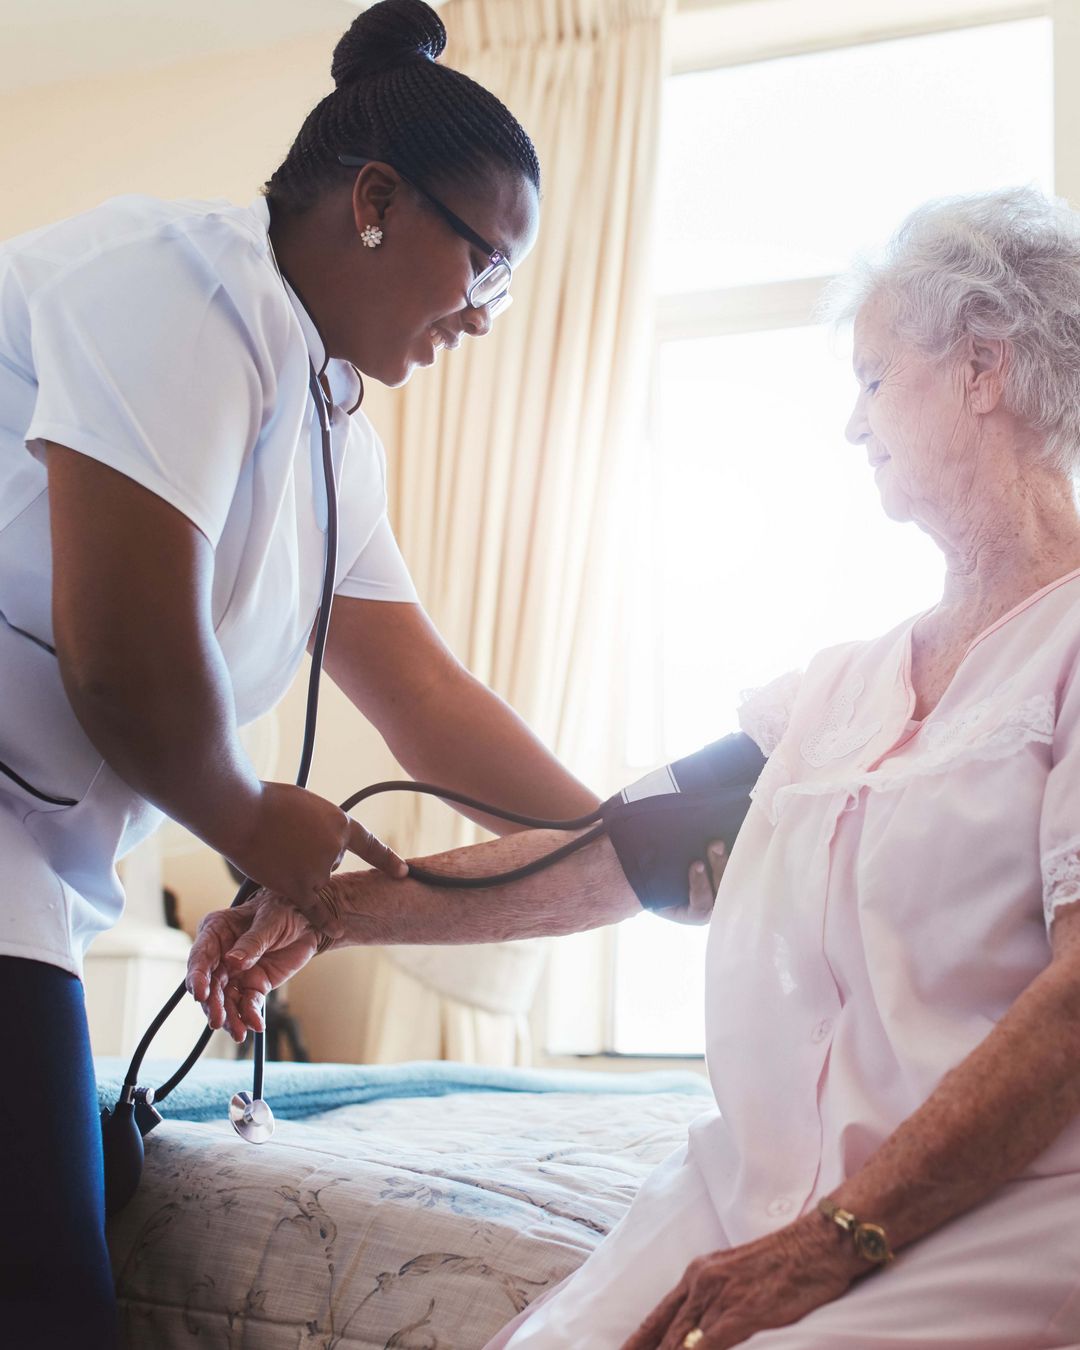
left=323, top=829, right=641, bottom=946
left=826, top=949, right=1080, bottom=1257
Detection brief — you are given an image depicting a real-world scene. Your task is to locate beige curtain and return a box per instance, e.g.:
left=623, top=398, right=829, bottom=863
left=359, top=0, right=671, bottom=1064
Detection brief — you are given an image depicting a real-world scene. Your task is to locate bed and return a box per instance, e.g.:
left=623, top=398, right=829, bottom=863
left=98, top=1057, right=712, bottom=1349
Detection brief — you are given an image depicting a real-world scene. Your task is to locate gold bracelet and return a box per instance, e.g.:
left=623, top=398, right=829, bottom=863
left=314, top=884, right=343, bottom=956
left=817, top=1197, right=894, bottom=1265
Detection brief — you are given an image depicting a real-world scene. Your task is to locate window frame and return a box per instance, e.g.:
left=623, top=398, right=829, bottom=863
left=540, top=0, right=1076, bottom=1063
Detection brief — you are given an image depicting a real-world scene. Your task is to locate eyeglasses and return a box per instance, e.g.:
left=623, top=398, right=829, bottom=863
left=337, top=154, right=513, bottom=312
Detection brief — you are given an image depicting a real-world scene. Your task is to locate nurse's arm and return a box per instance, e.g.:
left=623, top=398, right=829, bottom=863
left=45, top=445, right=403, bottom=914
left=46, top=444, right=262, bottom=842
left=322, top=597, right=601, bottom=833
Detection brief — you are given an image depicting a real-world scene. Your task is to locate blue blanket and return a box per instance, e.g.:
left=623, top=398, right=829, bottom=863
left=95, top=1056, right=712, bottom=1123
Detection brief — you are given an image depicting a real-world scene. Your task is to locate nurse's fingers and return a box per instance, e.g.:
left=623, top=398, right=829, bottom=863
left=343, top=817, right=408, bottom=878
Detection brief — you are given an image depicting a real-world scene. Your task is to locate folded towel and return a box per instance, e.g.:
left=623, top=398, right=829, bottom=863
left=95, top=1056, right=711, bottom=1123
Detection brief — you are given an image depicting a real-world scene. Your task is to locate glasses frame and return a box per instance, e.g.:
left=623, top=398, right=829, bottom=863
left=337, top=154, right=513, bottom=311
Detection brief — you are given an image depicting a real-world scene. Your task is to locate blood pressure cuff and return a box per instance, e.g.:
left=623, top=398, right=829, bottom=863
left=601, top=732, right=767, bottom=912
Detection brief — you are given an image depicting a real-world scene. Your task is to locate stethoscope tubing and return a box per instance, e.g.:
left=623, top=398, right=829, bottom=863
left=132, top=791, right=605, bottom=1108
left=120, top=362, right=605, bottom=1120
left=120, top=366, right=338, bottom=1107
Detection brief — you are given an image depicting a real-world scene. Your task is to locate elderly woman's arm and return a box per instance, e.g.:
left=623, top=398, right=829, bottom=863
left=623, top=900, right=1080, bottom=1350
left=187, top=829, right=724, bottom=1037
left=323, top=829, right=644, bottom=944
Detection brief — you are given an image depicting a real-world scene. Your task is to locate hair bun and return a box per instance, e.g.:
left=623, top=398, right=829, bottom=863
left=331, top=0, right=447, bottom=86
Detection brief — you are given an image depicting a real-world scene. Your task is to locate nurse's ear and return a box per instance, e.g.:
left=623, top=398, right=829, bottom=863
left=348, top=161, right=402, bottom=240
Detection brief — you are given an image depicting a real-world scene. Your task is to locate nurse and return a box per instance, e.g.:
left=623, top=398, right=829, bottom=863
left=0, top=1, right=598, bottom=1345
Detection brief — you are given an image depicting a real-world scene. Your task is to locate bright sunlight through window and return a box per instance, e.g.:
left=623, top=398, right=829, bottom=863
left=612, top=17, right=1053, bottom=1057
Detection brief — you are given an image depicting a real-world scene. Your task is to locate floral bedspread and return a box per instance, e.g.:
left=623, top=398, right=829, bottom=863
left=107, top=1086, right=712, bottom=1349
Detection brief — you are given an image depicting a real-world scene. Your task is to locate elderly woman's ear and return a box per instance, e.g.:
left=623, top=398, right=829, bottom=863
left=964, top=335, right=1009, bottom=413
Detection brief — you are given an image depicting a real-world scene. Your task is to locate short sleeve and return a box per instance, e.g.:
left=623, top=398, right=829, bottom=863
left=737, top=669, right=803, bottom=756
left=1039, top=663, right=1080, bottom=932
left=336, top=513, right=418, bottom=603
left=25, top=228, right=269, bottom=547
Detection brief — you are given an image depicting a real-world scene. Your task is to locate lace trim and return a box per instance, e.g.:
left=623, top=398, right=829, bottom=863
left=738, top=670, right=802, bottom=757
left=767, top=689, right=1055, bottom=823
left=1042, top=836, right=1080, bottom=929
left=799, top=673, right=883, bottom=768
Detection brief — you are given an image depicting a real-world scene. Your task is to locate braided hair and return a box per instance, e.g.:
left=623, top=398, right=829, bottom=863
left=265, top=0, right=540, bottom=213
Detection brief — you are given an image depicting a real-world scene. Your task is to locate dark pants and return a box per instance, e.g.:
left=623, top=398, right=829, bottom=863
left=0, top=956, right=119, bottom=1348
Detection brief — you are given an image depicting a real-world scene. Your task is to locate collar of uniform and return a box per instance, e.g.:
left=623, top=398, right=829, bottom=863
left=249, top=197, right=364, bottom=414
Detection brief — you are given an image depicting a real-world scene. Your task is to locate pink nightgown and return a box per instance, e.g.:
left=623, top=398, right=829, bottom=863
left=490, top=567, right=1080, bottom=1349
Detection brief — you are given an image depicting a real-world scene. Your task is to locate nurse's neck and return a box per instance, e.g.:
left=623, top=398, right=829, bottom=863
left=265, top=194, right=358, bottom=362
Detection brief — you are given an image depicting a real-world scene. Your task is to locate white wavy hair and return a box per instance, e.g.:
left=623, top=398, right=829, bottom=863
left=825, top=187, right=1080, bottom=473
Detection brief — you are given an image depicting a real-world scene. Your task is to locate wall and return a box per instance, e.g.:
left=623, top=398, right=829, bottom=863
left=1, top=33, right=327, bottom=236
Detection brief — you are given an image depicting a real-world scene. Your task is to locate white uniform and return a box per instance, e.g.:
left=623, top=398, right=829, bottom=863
left=0, top=194, right=417, bottom=978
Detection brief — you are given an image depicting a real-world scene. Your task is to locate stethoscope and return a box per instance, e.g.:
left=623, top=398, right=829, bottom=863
left=100, top=358, right=344, bottom=1211
left=99, top=304, right=762, bottom=1215
left=100, top=278, right=608, bottom=1214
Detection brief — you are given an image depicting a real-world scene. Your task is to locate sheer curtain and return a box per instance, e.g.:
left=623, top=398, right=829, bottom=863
left=354, top=0, right=671, bottom=1063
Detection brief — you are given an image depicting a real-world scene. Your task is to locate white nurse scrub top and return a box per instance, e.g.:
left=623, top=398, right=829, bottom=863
left=0, top=193, right=418, bottom=978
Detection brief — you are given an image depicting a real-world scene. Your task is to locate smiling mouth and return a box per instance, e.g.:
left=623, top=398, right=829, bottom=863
left=430, top=325, right=460, bottom=352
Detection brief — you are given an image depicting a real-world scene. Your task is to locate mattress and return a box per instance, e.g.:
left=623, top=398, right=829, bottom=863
left=104, top=1065, right=712, bottom=1349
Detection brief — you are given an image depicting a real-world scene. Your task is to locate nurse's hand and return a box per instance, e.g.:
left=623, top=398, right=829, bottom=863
left=186, top=893, right=316, bottom=1040
left=228, top=781, right=407, bottom=934
left=653, top=842, right=728, bottom=926
left=620, top=1215, right=857, bottom=1350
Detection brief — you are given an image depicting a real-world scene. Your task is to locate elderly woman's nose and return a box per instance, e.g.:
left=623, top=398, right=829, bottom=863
left=845, top=398, right=869, bottom=446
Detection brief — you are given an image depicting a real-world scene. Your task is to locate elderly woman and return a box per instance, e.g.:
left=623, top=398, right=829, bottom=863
left=189, top=186, right=1080, bottom=1348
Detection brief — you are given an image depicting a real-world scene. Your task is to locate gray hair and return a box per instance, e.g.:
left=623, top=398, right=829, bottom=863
left=825, top=187, right=1080, bottom=472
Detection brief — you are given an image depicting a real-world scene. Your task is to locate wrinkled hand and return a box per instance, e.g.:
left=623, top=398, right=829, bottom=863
left=226, top=781, right=406, bottom=933
left=620, top=1217, right=855, bottom=1350
left=654, top=841, right=728, bottom=926
left=186, top=893, right=317, bottom=1041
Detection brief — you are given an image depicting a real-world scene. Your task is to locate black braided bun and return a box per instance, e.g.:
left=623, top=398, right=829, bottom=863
left=265, top=0, right=539, bottom=212
left=331, top=0, right=446, bottom=86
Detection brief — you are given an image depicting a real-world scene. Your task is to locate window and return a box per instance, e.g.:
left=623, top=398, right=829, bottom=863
left=653, top=21, right=1053, bottom=295
left=605, top=15, right=1054, bottom=1057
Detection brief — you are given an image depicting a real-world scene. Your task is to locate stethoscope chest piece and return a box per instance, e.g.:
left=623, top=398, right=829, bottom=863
left=229, top=1090, right=275, bottom=1144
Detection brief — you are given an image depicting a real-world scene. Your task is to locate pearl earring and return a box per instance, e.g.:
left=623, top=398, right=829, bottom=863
left=361, top=224, right=383, bottom=249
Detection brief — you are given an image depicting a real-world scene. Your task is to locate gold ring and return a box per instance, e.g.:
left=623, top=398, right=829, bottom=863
left=682, top=1331, right=705, bottom=1349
